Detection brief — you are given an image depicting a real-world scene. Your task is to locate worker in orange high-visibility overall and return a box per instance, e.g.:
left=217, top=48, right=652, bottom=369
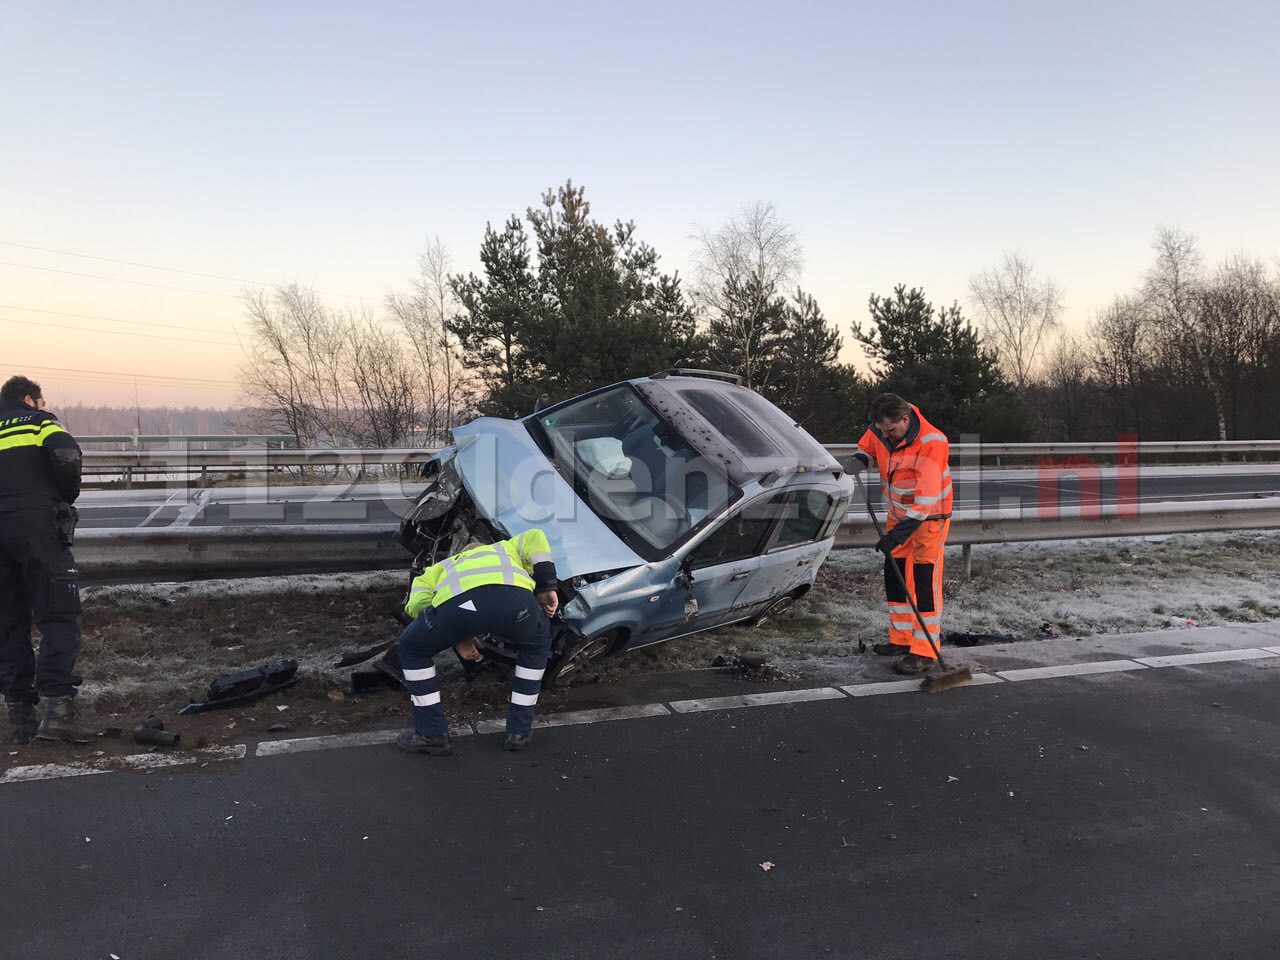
left=849, top=394, right=953, bottom=675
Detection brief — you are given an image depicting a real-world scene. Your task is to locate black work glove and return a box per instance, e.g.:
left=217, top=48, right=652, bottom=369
left=842, top=453, right=870, bottom=476
left=874, top=518, right=921, bottom=554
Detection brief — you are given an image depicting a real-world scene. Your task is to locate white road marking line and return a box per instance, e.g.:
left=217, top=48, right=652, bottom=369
left=474, top=703, right=671, bottom=734
left=173, top=488, right=210, bottom=528
left=842, top=679, right=928, bottom=697
left=667, top=688, right=847, bottom=714
left=254, top=726, right=474, bottom=756
left=997, top=660, right=1148, bottom=682
left=841, top=673, right=1002, bottom=696
left=1261, top=646, right=1280, bottom=655
left=0, top=745, right=246, bottom=785
left=1135, top=648, right=1278, bottom=668
left=140, top=490, right=184, bottom=527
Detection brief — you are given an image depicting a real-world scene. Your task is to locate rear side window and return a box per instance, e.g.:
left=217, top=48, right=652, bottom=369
left=689, top=496, right=784, bottom=568
left=773, top=490, right=836, bottom=550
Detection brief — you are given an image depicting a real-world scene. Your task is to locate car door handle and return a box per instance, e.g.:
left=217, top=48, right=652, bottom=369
left=730, top=572, right=749, bottom=581
left=796, top=557, right=813, bottom=567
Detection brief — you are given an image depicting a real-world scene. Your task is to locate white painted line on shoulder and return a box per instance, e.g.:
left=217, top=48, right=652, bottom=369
left=475, top=702, right=673, bottom=735
left=1, top=744, right=247, bottom=785
left=536, top=703, right=672, bottom=728
left=1, top=763, right=107, bottom=785
left=1261, top=646, right=1280, bottom=655
left=842, top=679, right=926, bottom=697
left=1135, top=648, right=1277, bottom=668
left=255, top=726, right=472, bottom=757
left=997, top=660, right=1147, bottom=682
left=668, top=687, right=847, bottom=714
left=842, top=673, right=1002, bottom=696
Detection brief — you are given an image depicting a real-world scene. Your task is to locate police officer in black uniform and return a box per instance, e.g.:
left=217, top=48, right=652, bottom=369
left=0, top=375, right=95, bottom=744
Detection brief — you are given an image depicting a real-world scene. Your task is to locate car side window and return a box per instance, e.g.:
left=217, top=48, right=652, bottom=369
left=773, top=491, right=837, bottom=550
left=689, top=496, right=786, bottom=569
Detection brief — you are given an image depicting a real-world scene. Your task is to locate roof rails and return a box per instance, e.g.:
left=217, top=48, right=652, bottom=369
left=650, top=368, right=743, bottom=385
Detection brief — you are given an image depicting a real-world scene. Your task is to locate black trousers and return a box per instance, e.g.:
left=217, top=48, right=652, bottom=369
left=398, top=585, right=551, bottom=737
left=0, top=511, right=82, bottom=702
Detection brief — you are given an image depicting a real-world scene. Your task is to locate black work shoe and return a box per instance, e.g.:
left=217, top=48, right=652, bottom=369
left=396, top=731, right=453, bottom=755
left=6, top=701, right=38, bottom=744
left=872, top=642, right=912, bottom=657
left=35, top=696, right=96, bottom=744
left=893, top=654, right=937, bottom=676
left=503, top=733, right=531, bottom=752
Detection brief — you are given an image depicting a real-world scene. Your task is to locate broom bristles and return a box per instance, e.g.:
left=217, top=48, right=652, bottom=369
left=919, top=666, right=974, bottom=693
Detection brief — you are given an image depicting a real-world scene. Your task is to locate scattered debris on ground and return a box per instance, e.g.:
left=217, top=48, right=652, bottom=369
left=3, top=530, right=1276, bottom=770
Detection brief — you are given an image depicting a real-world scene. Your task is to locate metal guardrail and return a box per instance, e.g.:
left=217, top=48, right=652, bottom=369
left=76, top=496, right=1280, bottom=583
left=80, top=439, right=1280, bottom=471
left=80, top=435, right=294, bottom=449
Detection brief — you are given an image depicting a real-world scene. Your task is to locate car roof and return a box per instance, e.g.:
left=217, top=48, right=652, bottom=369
left=632, top=372, right=841, bottom=487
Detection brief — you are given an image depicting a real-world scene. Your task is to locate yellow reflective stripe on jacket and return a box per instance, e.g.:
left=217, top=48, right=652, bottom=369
left=0, top=421, right=67, bottom=451
left=404, top=530, right=549, bottom=617
left=515, top=528, right=553, bottom=566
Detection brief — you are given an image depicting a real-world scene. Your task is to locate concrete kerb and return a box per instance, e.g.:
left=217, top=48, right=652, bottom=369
left=5, top=621, right=1280, bottom=785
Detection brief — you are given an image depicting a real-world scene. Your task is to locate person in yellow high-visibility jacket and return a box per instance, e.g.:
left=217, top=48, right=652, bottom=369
left=396, top=528, right=560, bottom=755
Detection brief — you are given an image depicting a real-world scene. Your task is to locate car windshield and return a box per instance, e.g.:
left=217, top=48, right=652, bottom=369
left=530, top=385, right=739, bottom=557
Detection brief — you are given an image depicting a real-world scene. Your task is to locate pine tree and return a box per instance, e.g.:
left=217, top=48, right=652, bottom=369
left=448, top=217, right=539, bottom=417
left=854, top=285, right=1026, bottom=438
left=449, top=181, right=704, bottom=414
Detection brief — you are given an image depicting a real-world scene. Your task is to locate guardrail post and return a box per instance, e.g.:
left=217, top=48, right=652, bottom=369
left=961, top=543, right=972, bottom=581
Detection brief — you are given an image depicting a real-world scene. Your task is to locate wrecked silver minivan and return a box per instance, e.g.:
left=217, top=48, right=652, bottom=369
left=398, top=370, right=852, bottom=684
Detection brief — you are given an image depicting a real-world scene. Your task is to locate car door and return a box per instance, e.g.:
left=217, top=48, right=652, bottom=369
left=737, top=489, right=849, bottom=613
left=667, top=495, right=788, bottom=635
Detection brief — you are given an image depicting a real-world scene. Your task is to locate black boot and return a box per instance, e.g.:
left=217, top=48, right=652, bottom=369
left=503, top=733, right=532, bottom=752
left=6, top=700, right=38, bottom=744
left=396, top=731, right=453, bottom=755
left=871, top=642, right=911, bottom=657
left=893, top=653, right=937, bottom=676
left=35, top=696, right=97, bottom=744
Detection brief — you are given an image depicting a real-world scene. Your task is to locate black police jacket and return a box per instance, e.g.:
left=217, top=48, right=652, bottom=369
left=0, top=402, right=83, bottom=513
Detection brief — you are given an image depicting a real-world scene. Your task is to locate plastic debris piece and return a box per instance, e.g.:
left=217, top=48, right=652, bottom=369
left=947, top=776, right=959, bottom=782
left=760, top=861, right=775, bottom=872
left=179, top=661, right=300, bottom=714
left=277, top=705, right=289, bottom=712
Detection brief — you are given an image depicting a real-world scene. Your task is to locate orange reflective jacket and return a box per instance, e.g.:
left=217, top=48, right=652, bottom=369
left=856, top=405, right=953, bottom=529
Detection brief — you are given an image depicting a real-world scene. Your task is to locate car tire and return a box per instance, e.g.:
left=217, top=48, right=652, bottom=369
left=544, top=631, right=616, bottom=688
left=749, top=588, right=804, bottom=628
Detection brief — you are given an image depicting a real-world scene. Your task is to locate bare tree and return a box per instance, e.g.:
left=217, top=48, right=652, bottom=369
left=386, top=236, right=469, bottom=444
left=349, top=315, right=418, bottom=450
left=690, top=202, right=803, bottom=383
left=968, top=252, right=1063, bottom=394
left=1042, top=332, right=1093, bottom=440
left=240, top=283, right=356, bottom=446
left=1196, top=254, right=1280, bottom=437
left=1086, top=294, right=1149, bottom=436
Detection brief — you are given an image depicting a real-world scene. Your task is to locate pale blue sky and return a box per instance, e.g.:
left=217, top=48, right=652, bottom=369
left=2, top=0, right=1277, bottom=405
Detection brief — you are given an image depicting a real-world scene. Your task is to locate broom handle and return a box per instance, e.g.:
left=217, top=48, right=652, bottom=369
left=852, top=468, right=950, bottom=669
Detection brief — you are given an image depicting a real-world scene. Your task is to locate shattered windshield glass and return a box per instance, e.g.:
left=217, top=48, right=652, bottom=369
left=533, top=385, right=738, bottom=557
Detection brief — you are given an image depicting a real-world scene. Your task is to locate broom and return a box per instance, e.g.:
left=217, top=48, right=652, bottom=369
left=850, top=467, right=972, bottom=692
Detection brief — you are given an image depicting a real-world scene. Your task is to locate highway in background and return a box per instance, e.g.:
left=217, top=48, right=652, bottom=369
left=74, top=465, right=1280, bottom=531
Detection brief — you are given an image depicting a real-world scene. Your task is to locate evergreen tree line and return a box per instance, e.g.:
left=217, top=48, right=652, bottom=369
left=240, top=181, right=1280, bottom=445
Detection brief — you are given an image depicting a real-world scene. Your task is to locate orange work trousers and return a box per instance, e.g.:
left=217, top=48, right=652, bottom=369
left=884, top=518, right=950, bottom=659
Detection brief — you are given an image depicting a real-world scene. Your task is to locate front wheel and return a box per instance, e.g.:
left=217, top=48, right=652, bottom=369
left=544, top=631, right=615, bottom=688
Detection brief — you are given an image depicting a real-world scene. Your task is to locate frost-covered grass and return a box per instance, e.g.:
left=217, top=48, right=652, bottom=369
left=75, top=530, right=1280, bottom=703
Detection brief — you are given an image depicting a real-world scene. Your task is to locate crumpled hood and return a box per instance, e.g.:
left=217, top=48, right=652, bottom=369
left=451, top=418, right=644, bottom=579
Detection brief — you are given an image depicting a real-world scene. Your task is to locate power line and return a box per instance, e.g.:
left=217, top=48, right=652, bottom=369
left=0, top=239, right=374, bottom=300
left=0, top=259, right=243, bottom=299
left=0, top=315, right=242, bottom=347
left=0, top=302, right=239, bottom=336
left=6, top=362, right=237, bottom=386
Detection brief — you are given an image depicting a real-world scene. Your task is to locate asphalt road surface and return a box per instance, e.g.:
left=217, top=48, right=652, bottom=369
left=74, top=465, right=1280, bottom=531
left=3, top=657, right=1278, bottom=959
